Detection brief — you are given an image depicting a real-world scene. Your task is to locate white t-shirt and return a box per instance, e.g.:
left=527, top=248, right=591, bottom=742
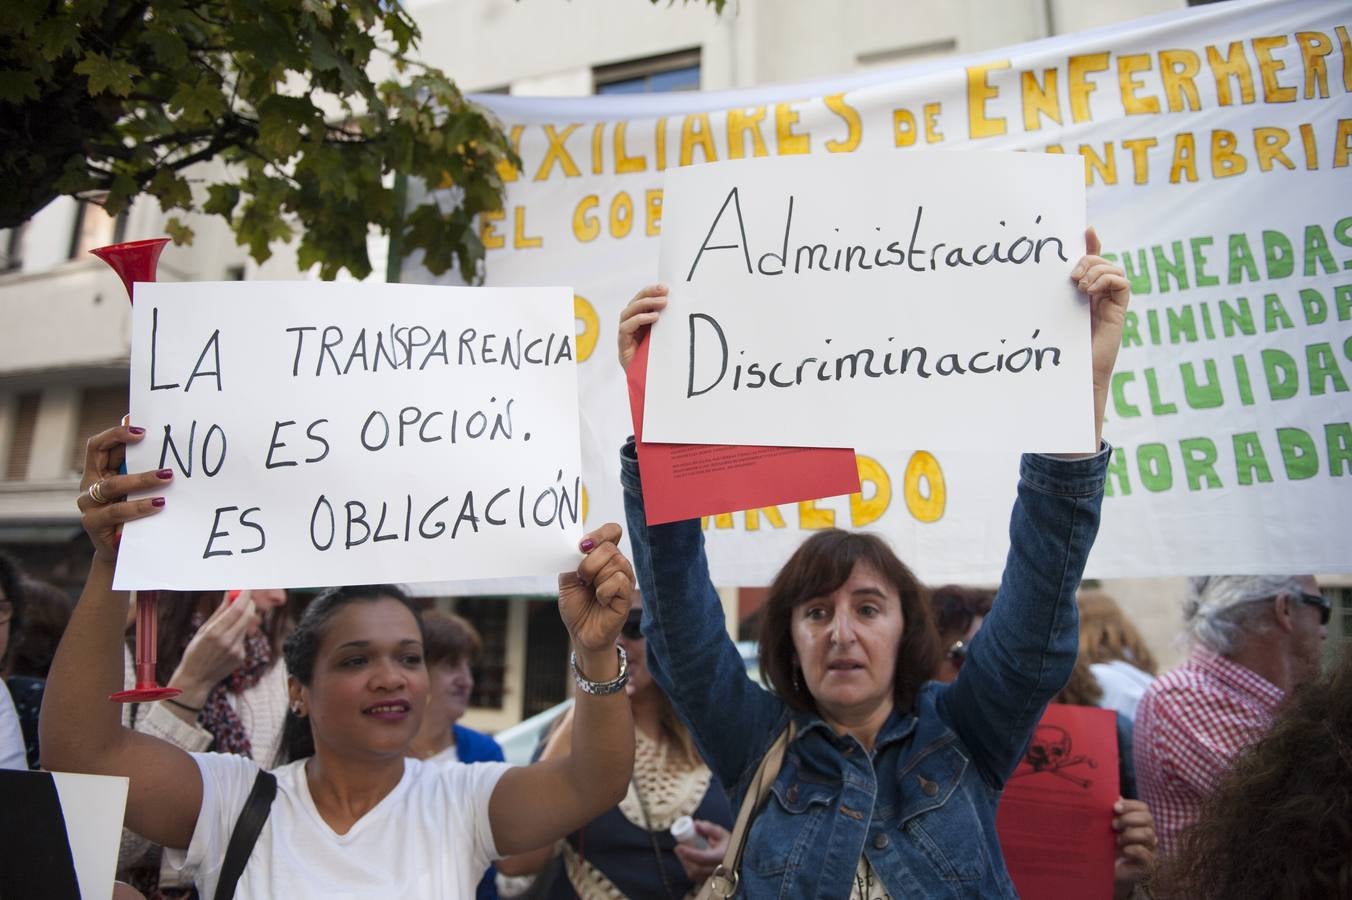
left=0, top=680, right=27, bottom=769
left=1090, top=660, right=1155, bottom=721
left=167, top=753, right=512, bottom=899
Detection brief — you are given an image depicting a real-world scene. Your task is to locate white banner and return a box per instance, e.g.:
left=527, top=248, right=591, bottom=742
left=404, top=0, right=1352, bottom=585
left=646, top=152, right=1093, bottom=453
left=117, top=282, right=583, bottom=590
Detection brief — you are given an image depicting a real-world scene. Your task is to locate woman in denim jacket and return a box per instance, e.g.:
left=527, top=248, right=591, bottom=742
left=614, top=231, right=1137, bottom=899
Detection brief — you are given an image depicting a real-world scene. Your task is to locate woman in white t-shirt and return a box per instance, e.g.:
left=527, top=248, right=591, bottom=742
left=40, top=424, right=639, bottom=900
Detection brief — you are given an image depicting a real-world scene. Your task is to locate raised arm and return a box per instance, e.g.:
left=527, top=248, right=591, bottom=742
left=937, top=229, right=1128, bottom=786
left=488, top=524, right=636, bottom=855
left=936, top=449, right=1107, bottom=786
left=39, top=424, right=204, bottom=849
left=616, top=286, right=786, bottom=790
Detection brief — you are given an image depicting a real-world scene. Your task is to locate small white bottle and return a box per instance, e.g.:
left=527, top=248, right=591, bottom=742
left=670, top=815, right=708, bottom=850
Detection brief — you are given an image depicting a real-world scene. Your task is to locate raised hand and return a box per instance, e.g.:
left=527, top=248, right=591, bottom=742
left=1070, top=227, right=1131, bottom=446
left=75, top=424, right=172, bottom=562
left=557, top=523, right=634, bottom=663
left=617, top=284, right=668, bottom=371
left=169, top=594, right=260, bottom=706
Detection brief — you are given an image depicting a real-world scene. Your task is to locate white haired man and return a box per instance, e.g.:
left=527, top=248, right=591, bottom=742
left=1134, top=575, right=1329, bottom=856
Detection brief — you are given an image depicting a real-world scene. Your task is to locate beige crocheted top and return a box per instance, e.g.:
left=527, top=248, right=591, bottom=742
left=563, top=728, right=714, bottom=900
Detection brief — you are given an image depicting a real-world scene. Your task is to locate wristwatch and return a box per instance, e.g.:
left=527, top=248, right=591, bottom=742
left=570, top=645, right=629, bottom=695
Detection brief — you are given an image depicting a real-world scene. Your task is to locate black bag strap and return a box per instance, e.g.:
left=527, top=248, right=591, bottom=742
left=213, top=769, right=277, bottom=900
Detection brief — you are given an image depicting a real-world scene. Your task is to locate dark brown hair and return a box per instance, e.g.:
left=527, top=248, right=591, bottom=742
left=759, top=529, right=940, bottom=715
left=928, top=584, right=996, bottom=648
left=1162, top=644, right=1352, bottom=900
left=7, top=578, right=74, bottom=678
left=421, top=609, right=482, bottom=669
left=0, top=551, right=24, bottom=668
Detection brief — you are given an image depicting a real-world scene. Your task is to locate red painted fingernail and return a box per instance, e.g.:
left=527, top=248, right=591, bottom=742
left=580, top=538, right=596, bottom=552
left=156, top=468, right=174, bottom=479
left=129, top=426, right=145, bottom=435
left=151, top=497, right=166, bottom=508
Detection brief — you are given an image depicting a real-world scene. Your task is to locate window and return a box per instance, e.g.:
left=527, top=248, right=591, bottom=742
left=522, top=599, right=570, bottom=717
left=595, top=48, right=700, bottom=95
left=5, top=392, right=41, bottom=481
left=70, top=383, right=130, bottom=473
left=856, top=38, right=957, bottom=71
left=69, top=202, right=128, bottom=260
left=1, top=225, right=25, bottom=272
left=453, top=597, right=509, bottom=709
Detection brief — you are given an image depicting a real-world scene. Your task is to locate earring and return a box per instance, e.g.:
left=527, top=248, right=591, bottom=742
left=290, top=702, right=304, bottom=717
left=792, top=667, right=802, bottom=692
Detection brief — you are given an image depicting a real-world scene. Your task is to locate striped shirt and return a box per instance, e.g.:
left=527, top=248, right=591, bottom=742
left=1133, top=645, right=1283, bottom=857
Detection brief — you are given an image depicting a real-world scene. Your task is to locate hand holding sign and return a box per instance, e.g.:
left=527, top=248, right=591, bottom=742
left=559, top=523, right=635, bottom=663
left=619, top=286, right=860, bottom=525
left=618, top=284, right=668, bottom=371
left=76, top=424, right=168, bottom=563
left=1075, top=228, right=1131, bottom=450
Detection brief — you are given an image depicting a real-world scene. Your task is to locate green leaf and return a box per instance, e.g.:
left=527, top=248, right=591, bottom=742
left=70, top=0, right=109, bottom=19
left=148, top=168, right=193, bottom=210
left=301, top=0, right=333, bottom=29
left=143, top=29, right=190, bottom=70
left=0, top=2, right=45, bottom=37
left=164, top=216, right=194, bottom=245
left=33, top=14, right=80, bottom=61
left=256, top=95, right=316, bottom=160
left=0, top=70, right=40, bottom=103
left=168, top=77, right=228, bottom=125
left=102, top=173, right=140, bottom=216
left=203, top=183, right=240, bottom=218
left=74, top=52, right=141, bottom=97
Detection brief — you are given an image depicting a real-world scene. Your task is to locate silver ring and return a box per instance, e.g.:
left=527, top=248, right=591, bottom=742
left=87, top=480, right=112, bottom=505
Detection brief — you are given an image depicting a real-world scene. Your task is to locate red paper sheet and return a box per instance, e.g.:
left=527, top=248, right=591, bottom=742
left=996, top=704, right=1119, bottom=900
left=627, top=335, right=860, bottom=526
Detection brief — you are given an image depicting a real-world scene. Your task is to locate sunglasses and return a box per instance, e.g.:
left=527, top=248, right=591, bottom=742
left=620, top=610, right=644, bottom=640
left=1298, top=591, right=1332, bottom=626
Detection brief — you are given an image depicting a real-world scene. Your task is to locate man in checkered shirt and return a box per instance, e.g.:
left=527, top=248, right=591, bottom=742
left=1133, top=574, right=1329, bottom=858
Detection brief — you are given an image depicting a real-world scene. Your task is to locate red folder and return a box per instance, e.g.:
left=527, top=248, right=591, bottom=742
left=996, top=703, right=1120, bottom=900
left=627, top=334, right=860, bottom=525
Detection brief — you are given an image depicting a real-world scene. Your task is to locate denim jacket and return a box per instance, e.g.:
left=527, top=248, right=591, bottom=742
left=620, top=438, right=1109, bottom=899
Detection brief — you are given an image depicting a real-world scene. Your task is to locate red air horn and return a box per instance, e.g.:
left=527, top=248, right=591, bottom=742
left=90, top=238, right=181, bottom=703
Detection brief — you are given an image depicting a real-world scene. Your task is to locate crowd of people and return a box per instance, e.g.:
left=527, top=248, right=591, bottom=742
left=0, top=233, right=1346, bottom=899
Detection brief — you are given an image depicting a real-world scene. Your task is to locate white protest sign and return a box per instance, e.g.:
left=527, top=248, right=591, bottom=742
left=643, top=152, right=1092, bottom=453
left=51, top=773, right=129, bottom=900
left=115, top=282, right=583, bottom=590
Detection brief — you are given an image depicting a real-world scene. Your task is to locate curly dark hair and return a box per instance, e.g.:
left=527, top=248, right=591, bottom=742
left=1162, top=644, right=1352, bottom=900
left=759, top=529, right=939, bottom=715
